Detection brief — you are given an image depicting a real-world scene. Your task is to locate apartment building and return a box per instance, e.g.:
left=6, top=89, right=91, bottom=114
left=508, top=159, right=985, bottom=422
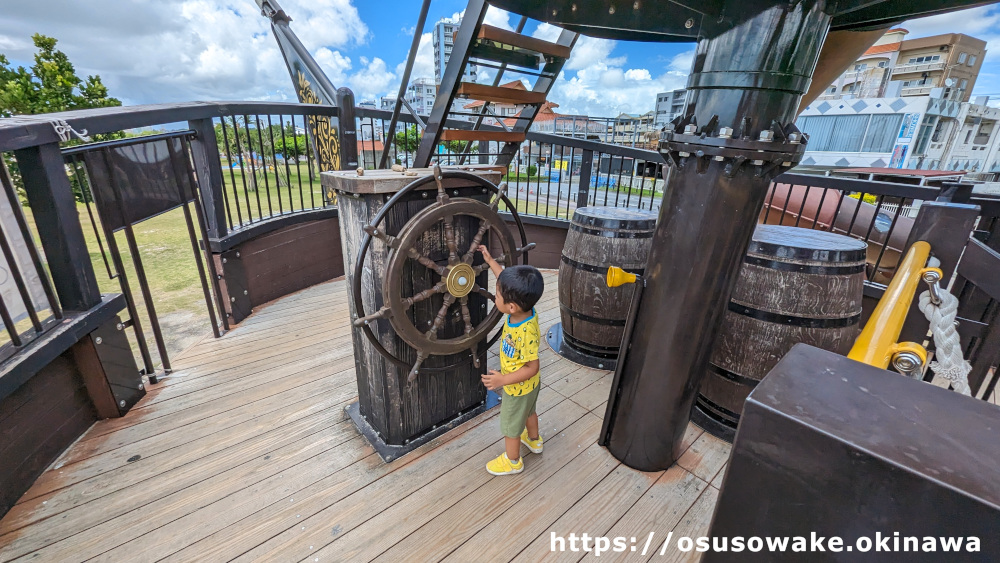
left=821, top=29, right=986, bottom=102
left=653, top=89, right=686, bottom=127
left=433, top=18, right=477, bottom=84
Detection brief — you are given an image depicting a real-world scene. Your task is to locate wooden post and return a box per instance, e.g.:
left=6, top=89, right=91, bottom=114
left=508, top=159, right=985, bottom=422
left=14, top=142, right=101, bottom=311
left=188, top=118, right=228, bottom=239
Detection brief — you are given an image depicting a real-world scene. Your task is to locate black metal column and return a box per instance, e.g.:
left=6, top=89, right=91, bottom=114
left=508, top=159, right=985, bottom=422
left=600, top=0, right=833, bottom=471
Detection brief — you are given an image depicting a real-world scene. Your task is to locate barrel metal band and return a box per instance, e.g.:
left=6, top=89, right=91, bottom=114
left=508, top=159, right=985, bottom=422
left=728, top=302, right=862, bottom=329
left=562, top=331, right=620, bottom=357
left=573, top=214, right=657, bottom=231
left=560, top=255, right=645, bottom=276
left=696, top=395, right=741, bottom=425
left=746, top=241, right=867, bottom=263
left=743, top=255, right=866, bottom=275
left=560, top=304, right=627, bottom=327
left=569, top=223, right=655, bottom=239
left=708, top=362, right=760, bottom=388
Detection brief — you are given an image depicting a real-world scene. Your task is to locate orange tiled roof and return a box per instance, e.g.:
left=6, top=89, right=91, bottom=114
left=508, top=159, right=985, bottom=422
left=863, top=42, right=901, bottom=56
left=357, top=139, right=384, bottom=152
left=501, top=101, right=562, bottom=127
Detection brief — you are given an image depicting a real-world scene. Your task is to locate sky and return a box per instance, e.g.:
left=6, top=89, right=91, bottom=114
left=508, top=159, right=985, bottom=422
left=1, top=1, right=1000, bottom=117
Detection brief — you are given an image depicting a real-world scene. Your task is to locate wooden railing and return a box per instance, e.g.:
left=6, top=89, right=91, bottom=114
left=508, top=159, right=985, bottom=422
left=1, top=100, right=998, bottom=399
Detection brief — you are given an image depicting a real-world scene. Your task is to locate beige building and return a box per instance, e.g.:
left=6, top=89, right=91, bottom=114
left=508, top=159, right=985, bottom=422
left=821, top=29, right=986, bottom=102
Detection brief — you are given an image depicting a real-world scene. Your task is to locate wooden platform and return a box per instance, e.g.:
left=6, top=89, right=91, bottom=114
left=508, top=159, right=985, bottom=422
left=0, top=272, right=729, bottom=562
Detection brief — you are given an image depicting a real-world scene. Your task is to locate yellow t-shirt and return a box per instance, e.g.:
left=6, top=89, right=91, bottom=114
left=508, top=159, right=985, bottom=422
left=499, top=309, right=540, bottom=396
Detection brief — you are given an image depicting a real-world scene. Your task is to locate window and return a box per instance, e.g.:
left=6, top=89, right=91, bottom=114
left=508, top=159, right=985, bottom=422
left=906, top=55, right=941, bottom=64
left=902, top=78, right=929, bottom=87
left=960, top=79, right=968, bottom=89
left=827, top=86, right=837, bottom=94
left=797, top=114, right=902, bottom=153
left=861, top=114, right=905, bottom=153
left=854, top=63, right=868, bottom=71
left=878, top=61, right=888, bottom=68
left=958, top=52, right=968, bottom=64
left=965, top=130, right=973, bottom=144
left=969, top=55, right=978, bottom=66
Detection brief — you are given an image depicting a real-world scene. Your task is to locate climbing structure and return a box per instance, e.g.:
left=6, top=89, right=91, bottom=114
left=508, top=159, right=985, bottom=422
left=412, top=0, right=577, bottom=167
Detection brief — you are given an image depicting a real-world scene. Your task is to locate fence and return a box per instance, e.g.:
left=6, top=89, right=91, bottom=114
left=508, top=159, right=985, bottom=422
left=1, top=100, right=998, bottom=396
left=0, top=102, right=343, bottom=378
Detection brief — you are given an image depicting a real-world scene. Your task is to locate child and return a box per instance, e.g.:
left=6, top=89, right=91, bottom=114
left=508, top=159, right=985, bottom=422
left=477, top=245, right=544, bottom=475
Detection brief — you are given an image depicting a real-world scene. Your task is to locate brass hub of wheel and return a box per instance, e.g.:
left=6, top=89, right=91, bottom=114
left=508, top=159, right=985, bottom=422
left=446, top=263, right=476, bottom=298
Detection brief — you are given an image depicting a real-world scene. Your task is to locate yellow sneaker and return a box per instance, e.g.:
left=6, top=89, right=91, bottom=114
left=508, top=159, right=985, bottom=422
left=486, top=453, right=523, bottom=475
left=520, top=430, right=543, bottom=454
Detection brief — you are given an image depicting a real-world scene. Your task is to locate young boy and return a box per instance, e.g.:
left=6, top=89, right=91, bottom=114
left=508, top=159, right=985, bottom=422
left=477, top=245, right=544, bottom=476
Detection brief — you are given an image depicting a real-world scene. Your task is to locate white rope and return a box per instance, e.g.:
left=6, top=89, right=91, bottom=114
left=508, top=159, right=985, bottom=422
left=918, top=288, right=972, bottom=396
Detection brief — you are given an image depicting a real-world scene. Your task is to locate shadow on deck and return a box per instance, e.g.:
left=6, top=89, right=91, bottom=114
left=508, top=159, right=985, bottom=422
left=0, top=272, right=729, bottom=562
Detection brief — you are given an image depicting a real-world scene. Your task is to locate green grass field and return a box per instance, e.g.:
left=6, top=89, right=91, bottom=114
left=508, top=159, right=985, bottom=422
left=18, top=203, right=218, bottom=365
left=220, top=159, right=327, bottom=223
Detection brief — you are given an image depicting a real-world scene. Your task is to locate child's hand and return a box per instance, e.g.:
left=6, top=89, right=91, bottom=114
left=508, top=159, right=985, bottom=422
left=481, top=369, right=505, bottom=390
left=476, top=245, right=494, bottom=262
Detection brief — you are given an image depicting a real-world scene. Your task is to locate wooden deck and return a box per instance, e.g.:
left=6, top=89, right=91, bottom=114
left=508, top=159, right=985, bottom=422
left=0, top=271, right=730, bottom=562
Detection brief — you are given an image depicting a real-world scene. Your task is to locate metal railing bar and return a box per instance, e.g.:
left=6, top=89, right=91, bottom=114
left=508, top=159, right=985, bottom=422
left=61, top=129, right=196, bottom=156
left=68, top=156, right=115, bottom=279
left=303, top=116, right=316, bottom=208
left=0, top=214, right=43, bottom=332
left=871, top=198, right=907, bottom=280
left=174, top=138, right=225, bottom=336
left=218, top=118, right=243, bottom=227
left=1, top=159, right=61, bottom=319
left=253, top=116, right=274, bottom=217
left=291, top=115, right=306, bottom=208
left=277, top=115, right=296, bottom=211
left=230, top=116, right=255, bottom=224
left=0, top=295, right=21, bottom=347
left=97, top=148, right=155, bottom=375
left=265, top=114, right=283, bottom=215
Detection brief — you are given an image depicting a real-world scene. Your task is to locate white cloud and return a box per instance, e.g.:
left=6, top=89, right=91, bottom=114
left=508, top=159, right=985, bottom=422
left=529, top=23, right=685, bottom=116
left=0, top=0, right=368, bottom=104
left=483, top=6, right=514, bottom=31
left=669, top=49, right=695, bottom=73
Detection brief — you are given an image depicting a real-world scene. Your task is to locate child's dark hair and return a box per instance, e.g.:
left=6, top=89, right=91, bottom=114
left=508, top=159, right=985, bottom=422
left=497, top=265, right=544, bottom=312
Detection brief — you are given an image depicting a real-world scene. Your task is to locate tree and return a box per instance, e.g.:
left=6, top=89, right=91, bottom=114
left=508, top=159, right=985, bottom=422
left=395, top=124, right=420, bottom=153
left=0, top=34, right=120, bottom=117
left=1, top=34, right=122, bottom=202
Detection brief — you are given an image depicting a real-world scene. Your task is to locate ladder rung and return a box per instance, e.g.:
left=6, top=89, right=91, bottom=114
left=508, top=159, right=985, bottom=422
left=439, top=130, right=526, bottom=142
left=469, top=43, right=541, bottom=70
left=477, top=25, right=571, bottom=60
left=456, top=83, right=546, bottom=105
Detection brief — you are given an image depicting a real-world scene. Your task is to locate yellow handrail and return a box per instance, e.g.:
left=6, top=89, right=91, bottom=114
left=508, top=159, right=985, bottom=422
left=848, top=241, right=940, bottom=371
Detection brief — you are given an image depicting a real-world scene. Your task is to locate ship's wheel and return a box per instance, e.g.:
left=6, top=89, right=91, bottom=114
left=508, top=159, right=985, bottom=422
left=352, top=165, right=533, bottom=381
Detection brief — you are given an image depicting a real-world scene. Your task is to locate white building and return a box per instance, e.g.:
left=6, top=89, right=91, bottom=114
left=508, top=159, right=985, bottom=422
left=796, top=91, right=1000, bottom=177
left=433, top=18, right=477, bottom=85
left=654, top=89, right=686, bottom=127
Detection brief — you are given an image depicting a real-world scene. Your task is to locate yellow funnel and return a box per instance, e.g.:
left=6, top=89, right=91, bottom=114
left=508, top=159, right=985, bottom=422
left=606, top=266, right=637, bottom=288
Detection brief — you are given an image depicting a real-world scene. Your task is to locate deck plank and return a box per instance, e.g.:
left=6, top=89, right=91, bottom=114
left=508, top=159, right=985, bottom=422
left=292, top=399, right=590, bottom=563
left=0, top=275, right=729, bottom=562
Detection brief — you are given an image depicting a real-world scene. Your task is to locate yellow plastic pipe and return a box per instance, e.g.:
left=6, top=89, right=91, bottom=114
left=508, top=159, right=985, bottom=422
left=848, top=241, right=937, bottom=369
left=606, top=266, right=638, bottom=288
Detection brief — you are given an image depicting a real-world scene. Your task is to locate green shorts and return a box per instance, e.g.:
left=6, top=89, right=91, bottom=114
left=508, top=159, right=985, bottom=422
left=500, top=384, right=540, bottom=438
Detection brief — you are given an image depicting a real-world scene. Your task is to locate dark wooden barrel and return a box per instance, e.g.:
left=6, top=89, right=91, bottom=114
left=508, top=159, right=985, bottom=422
left=555, top=206, right=657, bottom=367
left=693, top=225, right=867, bottom=442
